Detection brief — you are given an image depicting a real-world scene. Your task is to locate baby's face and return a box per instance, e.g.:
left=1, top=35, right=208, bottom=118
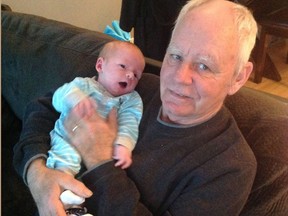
left=97, top=45, right=145, bottom=97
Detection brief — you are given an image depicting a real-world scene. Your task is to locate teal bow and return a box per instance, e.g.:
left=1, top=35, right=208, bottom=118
left=104, top=20, right=131, bottom=41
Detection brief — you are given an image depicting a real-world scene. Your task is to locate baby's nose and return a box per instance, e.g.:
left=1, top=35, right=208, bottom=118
left=126, top=71, right=134, bottom=80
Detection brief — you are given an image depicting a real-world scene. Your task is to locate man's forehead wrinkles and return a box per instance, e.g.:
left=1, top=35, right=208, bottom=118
left=168, top=43, right=217, bottom=63
left=167, top=43, right=182, bottom=53
left=196, top=53, right=216, bottom=63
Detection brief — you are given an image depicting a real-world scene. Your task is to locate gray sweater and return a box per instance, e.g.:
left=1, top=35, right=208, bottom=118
left=14, top=74, right=256, bottom=216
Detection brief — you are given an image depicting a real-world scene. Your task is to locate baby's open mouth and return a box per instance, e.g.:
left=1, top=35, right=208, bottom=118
left=119, top=82, right=127, bottom=88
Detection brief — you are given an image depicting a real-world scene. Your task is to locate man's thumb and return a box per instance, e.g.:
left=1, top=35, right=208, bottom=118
left=65, top=180, right=93, bottom=198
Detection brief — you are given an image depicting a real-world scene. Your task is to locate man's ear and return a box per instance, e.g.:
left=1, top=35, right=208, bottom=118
left=228, top=61, right=253, bottom=95
left=95, top=57, right=104, bottom=72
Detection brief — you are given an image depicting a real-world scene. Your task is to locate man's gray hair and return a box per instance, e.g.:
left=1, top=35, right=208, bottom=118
left=172, top=0, right=258, bottom=75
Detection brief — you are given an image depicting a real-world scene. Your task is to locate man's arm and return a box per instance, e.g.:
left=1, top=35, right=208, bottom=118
left=81, top=162, right=153, bottom=216
left=13, top=92, right=92, bottom=216
left=26, top=158, right=91, bottom=216
left=13, top=92, right=58, bottom=181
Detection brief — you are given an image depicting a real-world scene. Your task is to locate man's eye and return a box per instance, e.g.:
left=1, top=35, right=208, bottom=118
left=119, top=64, right=126, bottom=69
left=171, top=54, right=182, bottom=61
left=198, top=63, right=209, bottom=71
left=193, top=63, right=210, bottom=72
left=167, top=54, right=182, bottom=65
left=194, top=63, right=216, bottom=78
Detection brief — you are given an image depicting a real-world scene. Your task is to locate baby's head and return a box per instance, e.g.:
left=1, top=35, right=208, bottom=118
left=96, top=41, right=145, bottom=97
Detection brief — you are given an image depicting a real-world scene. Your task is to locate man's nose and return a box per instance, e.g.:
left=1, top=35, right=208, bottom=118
left=175, top=63, right=193, bottom=84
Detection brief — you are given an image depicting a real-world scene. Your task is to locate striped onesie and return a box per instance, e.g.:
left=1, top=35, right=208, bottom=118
left=46, top=77, right=143, bottom=175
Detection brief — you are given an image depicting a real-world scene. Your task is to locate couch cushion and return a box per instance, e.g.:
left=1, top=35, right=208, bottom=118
left=225, top=88, right=288, bottom=215
left=2, top=10, right=114, bottom=119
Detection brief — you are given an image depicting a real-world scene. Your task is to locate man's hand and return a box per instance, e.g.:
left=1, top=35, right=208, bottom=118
left=65, top=103, right=118, bottom=170
left=27, top=159, right=92, bottom=216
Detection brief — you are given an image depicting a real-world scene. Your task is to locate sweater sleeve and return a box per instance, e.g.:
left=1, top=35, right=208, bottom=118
left=81, top=162, right=153, bottom=216
left=13, top=92, right=59, bottom=183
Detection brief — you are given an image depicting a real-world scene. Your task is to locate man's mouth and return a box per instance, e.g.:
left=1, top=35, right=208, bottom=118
left=119, top=82, right=128, bottom=88
left=170, top=90, right=189, bottom=98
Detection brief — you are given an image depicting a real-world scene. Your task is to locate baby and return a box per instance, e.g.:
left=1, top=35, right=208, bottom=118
left=46, top=41, right=145, bottom=215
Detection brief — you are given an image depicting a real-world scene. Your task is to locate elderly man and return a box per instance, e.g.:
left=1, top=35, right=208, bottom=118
left=14, top=0, right=258, bottom=215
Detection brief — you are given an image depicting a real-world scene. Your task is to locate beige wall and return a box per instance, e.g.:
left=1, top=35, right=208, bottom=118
left=1, top=0, right=122, bottom=32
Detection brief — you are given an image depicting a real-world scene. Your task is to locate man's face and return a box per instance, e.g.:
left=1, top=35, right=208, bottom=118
left=160, top=5, right=239, bottom=125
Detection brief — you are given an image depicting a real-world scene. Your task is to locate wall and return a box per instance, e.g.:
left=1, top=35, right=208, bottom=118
left=1, top=0, right=122, bottom=32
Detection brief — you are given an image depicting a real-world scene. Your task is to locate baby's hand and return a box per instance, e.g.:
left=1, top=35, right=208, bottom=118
left=113, top=145, right=132, bottom=169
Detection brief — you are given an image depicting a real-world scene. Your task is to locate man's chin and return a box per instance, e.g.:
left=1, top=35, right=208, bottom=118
left=163, top=103, right=194, bottom=119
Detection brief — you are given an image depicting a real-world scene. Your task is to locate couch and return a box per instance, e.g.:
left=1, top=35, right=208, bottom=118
left=2, top=7, right=288, bottom=216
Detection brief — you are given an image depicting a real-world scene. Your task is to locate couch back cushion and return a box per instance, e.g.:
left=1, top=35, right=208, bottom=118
left=225, top=88, right=288, bottom=215
left=2, top=10, right=113, bottom=119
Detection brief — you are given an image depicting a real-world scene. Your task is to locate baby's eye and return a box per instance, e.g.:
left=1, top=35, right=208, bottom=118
left=119, top=64, right=126, bottom=69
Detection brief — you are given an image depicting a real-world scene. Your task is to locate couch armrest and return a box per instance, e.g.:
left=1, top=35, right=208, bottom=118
left=144, top=57, right=162, bottom=76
